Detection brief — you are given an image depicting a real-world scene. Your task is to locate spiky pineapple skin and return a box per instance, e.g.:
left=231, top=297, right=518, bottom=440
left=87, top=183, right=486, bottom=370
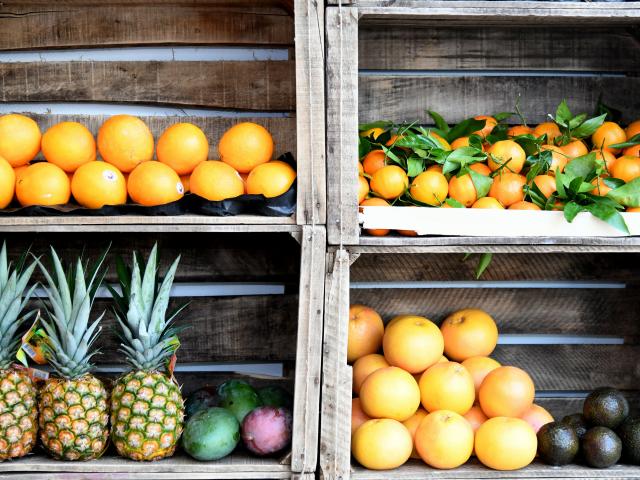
left=0, top=369, right=37, bottom=461
left=111, top=370, right=184, bottom=461
left=39, top=375, right=109, bottom=461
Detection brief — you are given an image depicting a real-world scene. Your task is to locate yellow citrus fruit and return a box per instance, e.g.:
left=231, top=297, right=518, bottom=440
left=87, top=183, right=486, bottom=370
left=532, top=174, right=557, bottom=198
left=362, top=150, right=386, bottom=176
left=462, top=356, right=501, bottom=396
left=13, top=165, right=29, bottom=185
left=71, top=161, right=127, bottom=209
left=0, top=114, right=41, bottom=167
left=441, top=308, right=499, bottom=361
left=415, top=410, right=474, bottom=469
left=509, top=201, right=541, bottom=210
left=97, top=115, right=154, bottom=173
left=358, top=175, right=370, bottom=204
left=418, top=362, right=475, bottom=414
left=157, top=123, right=209, bottom=175
left=0, top=156, right=15, bottom=208
left=352, top=419, right=412, bottom=470
left=533, top=122, right=561, bottom=144
left=246, top=160, right=296, bottom=198
left=464, top=405, right=488, bottom=433
left=472, top=116, right=498, bottom=138
left=561, top=140, right=588, bottom=160
left=402, top=408, right=428, bottom=459
left=591, top=176, right=612, bottom=196
left=370, top=165, right=409, bottom=200
left=612, top=155, right=640, bottom=183
left=448, top=173, right=477, bottom=207
left=593, top=149, right=617, bottom=172
left=475, top=417, right=537, bottom=470
left=488, top=140, right=526, bottom=173
left=41, top=122, right=96, bottom=173
left=16, top=162, right=70, bottom=207
left=430, top=132, right=452, bottom=151
left=189, top=160, right=244, bottom=201
left=520, top=404, right=554, bottom=433
left=541, top=145, right=568, bottom=175
left=360, top=127, right=384, bottom=139
left=625, top=120, right=640, bottom=139
left=353, top=354, right=389, bottom=395
left=360, top=366, right=421, bottom=421
left=479, top=366, right=535, bottom=418
left=383, top=315, right=444, bottom=373
left=451, top=137, right=470, bottom=149
left=219, top=122, right=273, bottom=173
left=592, top=121, right=626, bottom=154
left=488, top=172, right=526, bottom=208
left=507, top=125, right=533, bottom=137
left=352, top=398, right=371, bottom=436
left=410, top=170, right=448, bottom=206
left=180, top=175, right=191, bottom=193
left=472, top=197, right=504, bottom=209
left=347, top=305, right=384, bottom=364
left=127, top=161, right=184, bottom=206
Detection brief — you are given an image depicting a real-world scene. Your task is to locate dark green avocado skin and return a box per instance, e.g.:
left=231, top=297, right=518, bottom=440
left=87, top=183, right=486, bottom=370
left=617, top=416, right=640, bottom=465
left=537, top=422, right=579, bottom=466
left=582, top=426, right=622, bottom=468
left=583, top=387, right=629, bottom=429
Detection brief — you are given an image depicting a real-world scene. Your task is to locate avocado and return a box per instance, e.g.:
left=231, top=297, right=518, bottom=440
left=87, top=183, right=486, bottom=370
left=561, top=413, right=590, bottom=441
left=537, top=422, right=579, bottom=466
left=582, top=426, right=622, bottom=468
left=583, top=387, right=629, bottom=429
left=616, top=416, right=640, bottom=464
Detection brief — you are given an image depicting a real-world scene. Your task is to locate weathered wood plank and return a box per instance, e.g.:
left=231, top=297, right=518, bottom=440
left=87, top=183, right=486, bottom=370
left=4, top=231, right=300, bottom=282
left=326, top=6, right=360, bottom=245
left=359, top=75, right=640, bottom=124
left=350, top=252, right=640, bottom=283
left=356, top=236, right=640, bottom=249
left=0, top=61, right=295, bottom=111
left=291, top=225, right=326, bottom=473
left=175, top=371, right=293, bottom=397
left=359, top=26, right=640, bottom=72
left=350, top=287, right=639, bottom=337
left=0, top=5, right=293, bottom=50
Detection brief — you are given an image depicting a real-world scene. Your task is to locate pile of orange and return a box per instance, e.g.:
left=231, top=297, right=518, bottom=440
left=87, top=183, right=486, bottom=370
left=349, top=305, right=551, bottom=471
left=358, top=117, right=640, bottom=237
left=0, top=114, right=295, bottom=210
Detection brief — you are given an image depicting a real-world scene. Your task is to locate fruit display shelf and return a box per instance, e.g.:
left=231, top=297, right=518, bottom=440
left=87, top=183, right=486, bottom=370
left=320, top=246, right=640, bottom=479
left=325, top=1, right=640, bottom=246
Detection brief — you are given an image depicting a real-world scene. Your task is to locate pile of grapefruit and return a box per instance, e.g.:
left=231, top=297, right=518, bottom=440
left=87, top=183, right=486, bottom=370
left=0, top=114, right=295, bottom=210
left=349, top=305, right=552, bottom=471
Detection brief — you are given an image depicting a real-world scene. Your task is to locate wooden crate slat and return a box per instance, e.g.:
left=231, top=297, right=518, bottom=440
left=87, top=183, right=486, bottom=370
left=350, top=287, right=639, bottom=337
left=359, top=75, right=640, bottom=124
left=174, top=371, right=293, bottom=397
left=0, top=5, right=293, bottom=50
left=355, top=237, right=640, bottom=250
left=359, top=26, right=640, bottom=72
left=0, top=61, right=295, bottom=111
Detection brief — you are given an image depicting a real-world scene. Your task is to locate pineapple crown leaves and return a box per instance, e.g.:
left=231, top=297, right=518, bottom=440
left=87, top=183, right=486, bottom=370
left=36, top=245, right=110, bottom=379
left=0, top=242, right=38, bottom=369
left=107, top=244, right=187, bottom=373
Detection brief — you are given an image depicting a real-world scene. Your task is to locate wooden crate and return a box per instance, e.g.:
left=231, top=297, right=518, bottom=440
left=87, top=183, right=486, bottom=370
left=0, top=0, right=325, bottom=230
left=325, top=2, right=640, bottom=246
left=320, top=244, right=640, bottom=479
left=0, top=226, right=326, bottom=479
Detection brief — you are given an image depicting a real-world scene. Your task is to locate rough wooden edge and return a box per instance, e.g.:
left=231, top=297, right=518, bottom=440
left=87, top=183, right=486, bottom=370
left=319, top=249, right=353, bottom=479
left=326, top=6, right=360, bottom=245
left=291, top=225, right=327, bottom=473
left=295, top=0, right=327, bottom=226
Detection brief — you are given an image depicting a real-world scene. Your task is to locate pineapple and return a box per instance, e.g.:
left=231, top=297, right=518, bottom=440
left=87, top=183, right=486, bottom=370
left=0, top=243, right=38, bottom=461
left=37, top=247, right=110, bottom=461
left=109, top=244, right=185, bottom=461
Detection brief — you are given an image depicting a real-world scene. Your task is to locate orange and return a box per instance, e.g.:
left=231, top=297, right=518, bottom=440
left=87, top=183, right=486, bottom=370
left=370, top=165, right=408, bottom=200
left=97, top=115, right=154, bottom=173
left=464, top=405, right=488, bottom=433
left=352, top=419, right=412, bottom=470
left=532, top=174, right=556, bottom=198
left=419, top=362, right=475, bottom=415
left=592, top=121, right=626, bottom=154
left=626, top=120, right=640, bottom=139
left=541, top=145, right=568, bottom=174
left=627, top=207, right=640, bottom=212
left=426, top=164, right=443, bottom=173
left=360, top=198, right=390, bottom=236
left=218, top=122, right=273, bottom=173
left=451, top=137, right=470, bottom=149
left=347, top=305, right=384, bottom=363
left=430, top=132, right=452, bottom=151
left=440, top=308, right=498, bottom=362
left=509, top=201, right=540, bottom=210
left=410, top=170, right=448, bottom=206
left=533, top=122, right=561, bottom=144
left=360, top=127, right=384, bottom=139
left=246, top=160, right=295, bottom=198
left=488, top=140, right=526, bottom=173
left=358, top=162, right=364, bottom=175
left=358, top=176, right=370, bottom=204
left=13, top=165, right=29, bottom=185
left=488, top=172, right=525, bottom=207
left=383, top=315, right=444, bottom=373
left=41, top=122, right=96, bottom=173
left=479, top=366, right=535, bottom=418
left=591, top=176, right=612, bottom=196
left=611, top=155, right=640, bottom=183
left=16, top=163, right=70, bottom=207
left=593, top=149, right=617, bottom=172
left=623, top=145, right=640, bottom=157
left=385, top=134, right=404, bottom=147
left=461, top=356, right=501, bottom=396
left=359, top=367, right=420, bottom=421
left=0, top=156, right=15, bottom=208
left=362, top=150, right=386, bottom=175
left=448, top=173, right=477, bottom=207
left=560, top=139, right=588, bottom=160
left=353, top=354, right=389, bottom=395
left=472, top=197, right=503, bottom=209
left=127, top=161, right=184, bottom=207
left=402, top=408, right=428, bottom=459
left=71, top=161, right=126, bottom=209
left=520, top=404, right=554, bottom=433
left=157, top=123, right=208, bottom=175
left=352, top=398, right=371, bottom=435
left=475, top=417, right=537, bottom=470
left=507, top=125, right=533, bottom=137
left=472, top=116, right=498, bottom=138
left=470, top=162, right=491, bottom=176
left=0, top=114, right=41, bottom=167
left=415, top=410, right=474, bottom=469
left=180, top=175, right=191, bottom=193
left=190, top=160, right=244, bottom=201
